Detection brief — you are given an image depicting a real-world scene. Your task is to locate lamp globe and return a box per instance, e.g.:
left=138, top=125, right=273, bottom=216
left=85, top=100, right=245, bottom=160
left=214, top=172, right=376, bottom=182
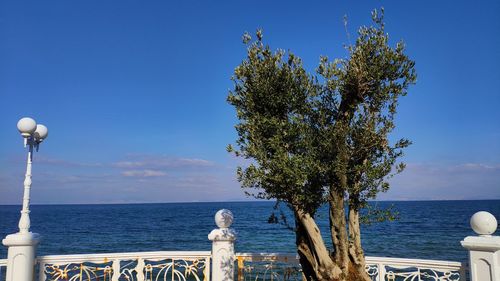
left=17, top=117, right=37, bottom=137
left=34, top=124, right=48, bottom=141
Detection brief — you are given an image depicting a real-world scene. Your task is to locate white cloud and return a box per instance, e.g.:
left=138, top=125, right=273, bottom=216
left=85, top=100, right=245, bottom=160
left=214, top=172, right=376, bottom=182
left=0, top=152, right=234, bottom=204
left=378, top=162, right=500, bottom=200
left=113, top=155, right=214, bottom=169
left=121, top=170, right=167, bottom=177
left=4, top=151, right=498, bottom=204
left=448, top=163, right=499, bottom=171
left=35, top=156, right=103, bottom=167
left=24, top=155, right=213, bottom=170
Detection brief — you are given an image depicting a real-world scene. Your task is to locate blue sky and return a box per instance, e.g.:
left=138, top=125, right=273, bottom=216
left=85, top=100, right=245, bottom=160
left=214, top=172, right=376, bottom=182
left=1, top=1, right=499, bottom=204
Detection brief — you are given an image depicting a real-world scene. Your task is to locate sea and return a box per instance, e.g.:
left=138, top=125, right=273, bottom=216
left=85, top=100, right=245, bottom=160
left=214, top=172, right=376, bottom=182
left=0, top=200, right=499, bottom=264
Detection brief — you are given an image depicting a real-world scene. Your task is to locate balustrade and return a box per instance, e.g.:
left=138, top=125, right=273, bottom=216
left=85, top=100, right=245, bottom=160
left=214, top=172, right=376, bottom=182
left=37, top=251, right=211, bottom=281
left=33, top=252, right=465, bottom=281
left=235, top=253, right=465, bottom=281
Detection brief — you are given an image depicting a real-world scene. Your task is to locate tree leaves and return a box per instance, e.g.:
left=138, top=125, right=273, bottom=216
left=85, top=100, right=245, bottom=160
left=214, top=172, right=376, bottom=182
left=228, top=8, right=416, bottom=218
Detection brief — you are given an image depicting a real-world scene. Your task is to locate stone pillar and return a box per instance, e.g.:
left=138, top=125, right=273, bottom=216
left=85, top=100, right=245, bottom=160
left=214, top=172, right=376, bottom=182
left=461, top=211, right=500, bottom=281
left=208, top=209, right=237, bottom=281
left=2, top=232, right=40, bottom=281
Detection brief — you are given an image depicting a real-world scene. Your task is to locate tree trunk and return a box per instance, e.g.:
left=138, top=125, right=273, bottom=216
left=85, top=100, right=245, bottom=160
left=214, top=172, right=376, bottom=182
left=347, top=207, right=371, bottom=281
left=329, top=192, right=348, bottom=272
left=328, top=192, right=371, bottom=281
left=294, top=209, right=342, bottom=281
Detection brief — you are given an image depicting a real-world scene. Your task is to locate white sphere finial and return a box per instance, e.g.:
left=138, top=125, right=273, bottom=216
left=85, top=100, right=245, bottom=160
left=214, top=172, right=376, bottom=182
left=34, top=124, right=48, bottom=141
left=215, top=209, right=233, bottom=228
left=17, top=117, right=37, bottom=137
left=470, top=211, right=498, bottom=236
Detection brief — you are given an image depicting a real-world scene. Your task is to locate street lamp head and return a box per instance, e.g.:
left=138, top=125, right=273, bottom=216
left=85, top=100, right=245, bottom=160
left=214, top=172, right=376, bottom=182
left=34, top=124, right=48, bottom=142
left=17, top=117, right=37, bottom=137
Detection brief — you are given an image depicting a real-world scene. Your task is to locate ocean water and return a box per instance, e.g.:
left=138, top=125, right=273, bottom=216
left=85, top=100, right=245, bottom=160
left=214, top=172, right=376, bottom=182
left=0, top=200, right=499, bottom=264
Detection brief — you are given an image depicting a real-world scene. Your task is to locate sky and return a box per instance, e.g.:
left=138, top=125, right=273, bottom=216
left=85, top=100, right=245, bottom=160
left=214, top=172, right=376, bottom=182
left=0, top=0, right=499, bottom=204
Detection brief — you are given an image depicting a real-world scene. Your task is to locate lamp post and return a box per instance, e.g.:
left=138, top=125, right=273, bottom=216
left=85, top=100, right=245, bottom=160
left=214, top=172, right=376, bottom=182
left=2, top=117, right=48, bottom=281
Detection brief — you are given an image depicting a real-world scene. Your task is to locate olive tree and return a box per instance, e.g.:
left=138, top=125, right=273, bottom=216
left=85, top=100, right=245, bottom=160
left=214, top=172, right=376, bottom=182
left=227, top=9, right=416, bottom=281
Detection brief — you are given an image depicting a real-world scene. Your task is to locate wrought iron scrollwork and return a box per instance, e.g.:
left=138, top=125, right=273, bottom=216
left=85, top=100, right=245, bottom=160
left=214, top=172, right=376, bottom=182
left=43, top=257, right=209, bottom=281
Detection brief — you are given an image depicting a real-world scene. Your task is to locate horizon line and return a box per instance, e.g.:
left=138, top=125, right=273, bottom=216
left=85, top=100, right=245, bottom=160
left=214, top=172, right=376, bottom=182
left=1, top=198, right=499, bottom=206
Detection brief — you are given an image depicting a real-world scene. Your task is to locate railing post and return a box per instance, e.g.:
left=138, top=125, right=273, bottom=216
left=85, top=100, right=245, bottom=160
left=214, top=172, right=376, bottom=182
left=208, top=209, right=237, bottom=281
left=112, top=259, right=121, bottom=281
left=2, top=232, right=40, bottom=281
left=377, top=262, right=385, bottom=281
left=38, top=261, right=46, bottom=281
left=461, top=211, right=500, bottom=281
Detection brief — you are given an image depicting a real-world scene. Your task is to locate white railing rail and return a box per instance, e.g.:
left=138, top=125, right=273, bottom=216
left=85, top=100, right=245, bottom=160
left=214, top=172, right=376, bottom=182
left=36, top=251, right=211, bottom=281
left=36, top=250, right=212, bottom=264
left=236, top=253, right=466, bottom=281
left=236, top=253, right=298, bottom=263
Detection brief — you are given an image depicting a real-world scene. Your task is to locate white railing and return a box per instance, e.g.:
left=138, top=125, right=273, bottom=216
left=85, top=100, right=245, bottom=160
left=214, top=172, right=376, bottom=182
left=235, top=253, right=466, bottom=281
left=365, top=256, right=465, bottom=281
left=34, top=252, right=465, bottom=281
left=236, top=253, right=300, bottom=281
left=36, top=251, right=211, bottom=281
left=0, top=259, right=7, bottom=281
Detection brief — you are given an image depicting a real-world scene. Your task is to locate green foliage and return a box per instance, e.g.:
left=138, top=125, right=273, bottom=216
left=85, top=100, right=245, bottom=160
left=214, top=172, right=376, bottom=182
left=227, top=31, right=324, bottom=214
left=228, top=9, right=416, bottom=218
left=267, top=201, right=295, bottom=230
left=359, top=204, right=400, bottom=225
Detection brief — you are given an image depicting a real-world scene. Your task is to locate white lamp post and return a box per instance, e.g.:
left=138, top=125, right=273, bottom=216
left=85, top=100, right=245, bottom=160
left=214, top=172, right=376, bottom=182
left=2, top=117, right=48, bottom=281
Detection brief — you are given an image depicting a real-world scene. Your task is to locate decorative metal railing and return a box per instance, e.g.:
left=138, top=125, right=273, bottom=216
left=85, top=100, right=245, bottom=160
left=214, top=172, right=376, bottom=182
left=0, top=259, right=7, bottom=281
left=235, top=253, right=466, bottom=281
left=0, top=251, right=466, bottom=281
left=236, top=253, right=301, bottom=281
left=36, top=251, right=211, bottom=281
left=364, top=256, right=466, bottom=281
